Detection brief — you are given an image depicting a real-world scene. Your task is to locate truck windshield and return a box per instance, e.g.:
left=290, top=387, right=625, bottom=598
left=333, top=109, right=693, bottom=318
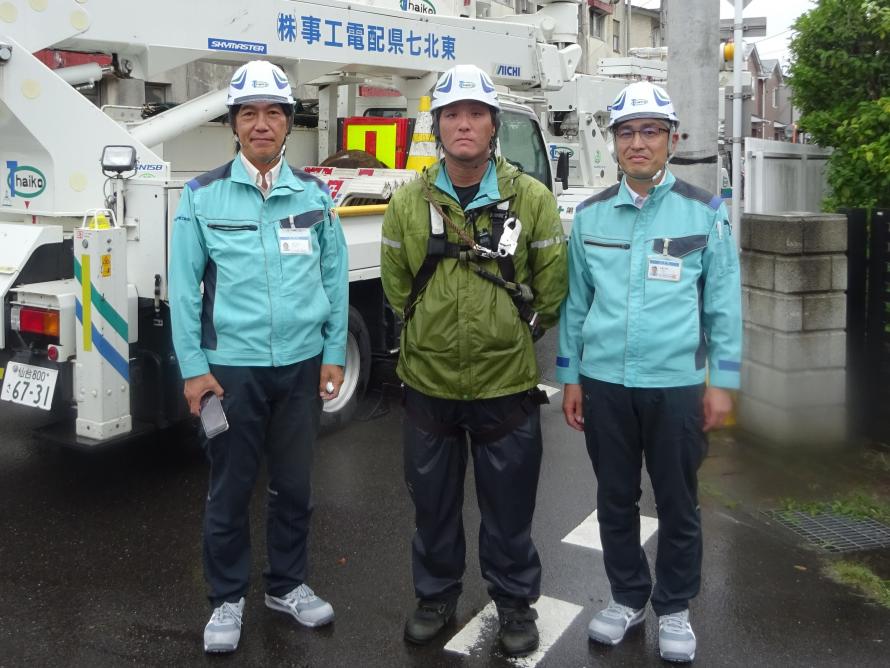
left=499, top=109, right=552, bottom=191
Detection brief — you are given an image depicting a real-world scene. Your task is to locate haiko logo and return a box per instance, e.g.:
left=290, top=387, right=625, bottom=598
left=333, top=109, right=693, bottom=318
left=6, top=160, right=47, bottom=198
left=549, top=145, right=575, bottom=160
left=401, top=0, right=436, bottom=14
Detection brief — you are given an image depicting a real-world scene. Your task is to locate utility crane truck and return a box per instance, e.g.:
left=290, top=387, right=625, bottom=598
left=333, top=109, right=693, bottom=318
left=0, top=0, right=623, bottom=447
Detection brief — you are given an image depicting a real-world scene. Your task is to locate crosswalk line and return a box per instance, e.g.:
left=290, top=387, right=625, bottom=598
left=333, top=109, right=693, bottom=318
left=444, top=595, right=583, bottom=666
left=562, top=509, right=659, bottom=551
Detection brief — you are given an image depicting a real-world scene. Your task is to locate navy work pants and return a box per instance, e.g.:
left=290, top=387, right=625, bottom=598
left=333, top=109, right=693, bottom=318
left=580, top=377, right=707, bottom=616
left=402, top=386, right=543, bottom=608
left=203, top=356, right=322, bottom=606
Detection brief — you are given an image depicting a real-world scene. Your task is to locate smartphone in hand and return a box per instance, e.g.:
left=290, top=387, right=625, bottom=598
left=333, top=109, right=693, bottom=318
left=200, top=393, right=229, bottom=438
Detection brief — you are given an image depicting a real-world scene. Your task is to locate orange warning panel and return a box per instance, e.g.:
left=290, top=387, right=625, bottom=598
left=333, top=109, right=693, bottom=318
left=342, top=117, right=410, bottom=168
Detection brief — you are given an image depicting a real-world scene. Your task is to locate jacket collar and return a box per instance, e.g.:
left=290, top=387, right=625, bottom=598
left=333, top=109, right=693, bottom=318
left=615, top=169, right=676, bottom=207
left=231, top=151, right=305, bottom=194
left=427, top=157, right=521, bottom=209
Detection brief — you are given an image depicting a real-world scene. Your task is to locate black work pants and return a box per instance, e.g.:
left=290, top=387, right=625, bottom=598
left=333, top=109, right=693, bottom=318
left=580, top=377, right=707, bottom=616
left=402, top=386, right=543, bottom=607
left=203, top=356, right=322, bottom=606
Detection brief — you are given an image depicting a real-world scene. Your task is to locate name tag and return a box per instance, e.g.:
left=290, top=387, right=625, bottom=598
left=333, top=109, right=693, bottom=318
left=279, top=228, right=311, bottom=255
left=647, top=255, right=682, bottom=282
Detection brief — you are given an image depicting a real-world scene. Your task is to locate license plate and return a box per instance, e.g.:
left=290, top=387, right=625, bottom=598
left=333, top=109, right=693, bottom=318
left=0, top=362, right=58, bottom=410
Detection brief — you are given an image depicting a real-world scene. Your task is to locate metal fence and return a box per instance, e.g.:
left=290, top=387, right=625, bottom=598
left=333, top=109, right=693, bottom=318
left=744, top=139, right=832, bottom=214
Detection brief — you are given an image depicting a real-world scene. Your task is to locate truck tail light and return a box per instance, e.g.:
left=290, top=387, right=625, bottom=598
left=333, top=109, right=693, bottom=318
left=11, top=306, right=60, bottom=338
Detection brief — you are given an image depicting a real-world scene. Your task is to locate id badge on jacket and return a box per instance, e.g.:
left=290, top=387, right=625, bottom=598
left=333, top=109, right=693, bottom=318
left=647, top=255, right=682, bottom=281
left=279, top=227, right=312, bottom=255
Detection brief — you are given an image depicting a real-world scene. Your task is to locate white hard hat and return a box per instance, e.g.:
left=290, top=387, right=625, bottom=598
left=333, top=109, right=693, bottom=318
left=430, top=64, right=500, bottom=112
left=226, top=60, right=295, bottom=107
left=608, top=81, right=678, bottom=128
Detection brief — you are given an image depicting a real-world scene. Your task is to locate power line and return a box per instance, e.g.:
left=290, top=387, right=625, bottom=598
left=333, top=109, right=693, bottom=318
left=750, top=27, right=794, bottom=44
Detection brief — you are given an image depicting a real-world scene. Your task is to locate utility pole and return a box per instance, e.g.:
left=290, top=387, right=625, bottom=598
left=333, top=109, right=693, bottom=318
left=731, top=0, right=744, bottom=239
left=666, top=0, right=721, bottom=193
left=625, top=0, right=632, bottom=56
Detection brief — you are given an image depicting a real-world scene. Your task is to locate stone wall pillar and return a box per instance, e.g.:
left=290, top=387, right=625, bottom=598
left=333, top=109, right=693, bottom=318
left=738, top=213, right=848, bottom=446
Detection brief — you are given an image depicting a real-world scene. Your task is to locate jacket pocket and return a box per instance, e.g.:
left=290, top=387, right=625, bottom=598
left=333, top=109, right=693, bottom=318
left=279, top=209, right=325, bottom=229
left=651, top=234, right=707, bottom=257
left=207, top=223, right=258, bottom=231
left=581, top=235, right=631, bottom=285
left=584, top=239, right=631, bottom=250
left=203, top=220, right=262, bottom=266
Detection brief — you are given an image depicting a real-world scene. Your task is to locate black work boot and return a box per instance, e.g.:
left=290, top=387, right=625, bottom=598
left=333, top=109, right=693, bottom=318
left=404, top=598, right=458, bottom=645
left=497, top=604, right=540, bottom=657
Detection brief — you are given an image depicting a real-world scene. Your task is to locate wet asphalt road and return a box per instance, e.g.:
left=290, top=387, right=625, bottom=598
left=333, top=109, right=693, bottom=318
left=1, top=336, right=888, bottom=667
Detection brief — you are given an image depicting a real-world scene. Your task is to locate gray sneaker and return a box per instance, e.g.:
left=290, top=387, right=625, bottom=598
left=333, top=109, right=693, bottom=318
left=204, top=598, right=244, bottom=653
left=658, top=609, right=696, bottom=662
left=265, top=584, right=334, bottom=627
left=588, top=599, right=646, bottom=645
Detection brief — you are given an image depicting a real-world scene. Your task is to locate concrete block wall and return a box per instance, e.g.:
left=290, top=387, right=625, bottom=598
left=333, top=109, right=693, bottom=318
left=738, top=213, right=848, bottom=446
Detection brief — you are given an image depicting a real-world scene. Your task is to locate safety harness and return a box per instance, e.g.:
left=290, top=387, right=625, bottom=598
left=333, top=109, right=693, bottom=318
left=398, top=183, right=549, bottom=441
left=403, top=183, right=541, bottom=337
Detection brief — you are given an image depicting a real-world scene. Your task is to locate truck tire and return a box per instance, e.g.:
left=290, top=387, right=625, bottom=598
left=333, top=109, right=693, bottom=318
left=320, top=306, right=371, bottom=431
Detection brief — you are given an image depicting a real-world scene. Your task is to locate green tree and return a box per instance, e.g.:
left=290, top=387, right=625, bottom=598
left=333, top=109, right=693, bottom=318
left=788, top=0, right=890, bottom=210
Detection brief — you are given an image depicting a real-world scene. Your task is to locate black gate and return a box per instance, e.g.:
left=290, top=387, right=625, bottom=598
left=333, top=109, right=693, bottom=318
left=847, top=208, right=890, bottom=445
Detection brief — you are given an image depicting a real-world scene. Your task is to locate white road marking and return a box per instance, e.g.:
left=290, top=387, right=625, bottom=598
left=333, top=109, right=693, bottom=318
left=562, top=509, right=659, bottom=552
left=537, top=383, right=561, bottom=398
left=444, top=595, right=583, bottom=666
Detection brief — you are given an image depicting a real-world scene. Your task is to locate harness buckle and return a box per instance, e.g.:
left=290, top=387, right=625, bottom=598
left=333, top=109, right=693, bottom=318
left=428, top=236, right=448, bottom=257
left=516, top=282, right=534, bottom=303
left=472, top=244, right=499, bottom=260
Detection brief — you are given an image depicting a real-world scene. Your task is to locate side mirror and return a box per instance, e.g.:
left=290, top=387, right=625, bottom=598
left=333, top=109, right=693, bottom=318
left=556, top=151, right=570, bottom=191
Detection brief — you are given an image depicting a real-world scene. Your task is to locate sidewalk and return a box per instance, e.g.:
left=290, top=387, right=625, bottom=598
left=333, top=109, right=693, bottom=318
left=699, top=427, right=890, bottom=612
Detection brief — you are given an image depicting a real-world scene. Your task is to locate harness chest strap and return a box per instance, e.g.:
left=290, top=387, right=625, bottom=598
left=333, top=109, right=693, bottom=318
left=402, top=197, right=539, bottom=332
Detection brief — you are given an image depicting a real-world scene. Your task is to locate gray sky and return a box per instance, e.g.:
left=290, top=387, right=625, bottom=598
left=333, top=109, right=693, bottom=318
left=718, top=0, right=817, bottom=64
left=632, top=0, right=817, bottom=64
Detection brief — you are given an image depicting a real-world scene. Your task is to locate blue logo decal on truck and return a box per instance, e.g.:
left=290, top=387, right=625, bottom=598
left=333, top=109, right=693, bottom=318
left=401, top=0, right=436, bottom=13
left=495, top=64, right=521, bottom=78
left=208, top=38, right=268, bottom=54
left=6, top=160, right=47, bottom=198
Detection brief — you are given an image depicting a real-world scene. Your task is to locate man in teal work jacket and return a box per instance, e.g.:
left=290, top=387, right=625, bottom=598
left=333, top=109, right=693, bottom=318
left=169, top=60, right=348, bottom=654
left=557, top=81, right=742, bottom=664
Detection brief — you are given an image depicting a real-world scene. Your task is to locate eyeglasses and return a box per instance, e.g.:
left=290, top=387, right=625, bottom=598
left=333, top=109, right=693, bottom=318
left=614, top=126, right=670, bottom=143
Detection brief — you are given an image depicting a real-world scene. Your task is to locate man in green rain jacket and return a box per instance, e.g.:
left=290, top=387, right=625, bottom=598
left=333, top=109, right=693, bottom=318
left=380, top=64, right=567, bottom=658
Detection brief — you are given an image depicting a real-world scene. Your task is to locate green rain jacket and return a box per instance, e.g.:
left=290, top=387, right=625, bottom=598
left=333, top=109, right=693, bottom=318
left=381, top=157, right=567, bottom=400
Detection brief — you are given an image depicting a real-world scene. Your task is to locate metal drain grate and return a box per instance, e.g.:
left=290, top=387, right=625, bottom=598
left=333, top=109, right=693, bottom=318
left=762, top=510, right=890, bottom=553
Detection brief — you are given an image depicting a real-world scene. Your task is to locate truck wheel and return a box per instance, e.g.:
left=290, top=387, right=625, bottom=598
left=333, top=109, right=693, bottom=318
left=320, top=306, right=371, bottom=431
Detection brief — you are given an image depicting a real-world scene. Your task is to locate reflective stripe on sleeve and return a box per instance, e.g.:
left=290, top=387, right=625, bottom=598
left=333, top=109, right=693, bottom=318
left=530, top=234, right=565, bottom=249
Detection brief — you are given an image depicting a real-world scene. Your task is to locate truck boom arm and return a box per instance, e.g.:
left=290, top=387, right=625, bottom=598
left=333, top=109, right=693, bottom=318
left=0, top=0, right=581, bottom=218
left=2, top=0, right=577, bottom=90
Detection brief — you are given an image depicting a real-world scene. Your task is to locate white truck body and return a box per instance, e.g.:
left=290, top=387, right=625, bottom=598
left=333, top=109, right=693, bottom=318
left=0, top=0, right=621, bottom=445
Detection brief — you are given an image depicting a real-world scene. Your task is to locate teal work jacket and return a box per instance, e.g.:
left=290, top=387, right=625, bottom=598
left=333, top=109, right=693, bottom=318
left=557, top=171, right=742, bottom=389
left=169, top=155, right=348, bottom=379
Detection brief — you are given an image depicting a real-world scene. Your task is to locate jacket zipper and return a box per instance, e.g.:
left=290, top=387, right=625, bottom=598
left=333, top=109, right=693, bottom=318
left=584, top=239, right=630, bottom=249
left=258, top=203, right=275, bottom=362
left=208, top=223, right=258, bottom=231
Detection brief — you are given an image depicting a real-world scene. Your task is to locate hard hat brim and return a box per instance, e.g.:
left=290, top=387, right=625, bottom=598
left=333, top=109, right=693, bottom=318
left=228, top=94, right=294, bottom=106
left=430, top=99, right=500, bottom=112
left=609, top=111, right=677, bottom=128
